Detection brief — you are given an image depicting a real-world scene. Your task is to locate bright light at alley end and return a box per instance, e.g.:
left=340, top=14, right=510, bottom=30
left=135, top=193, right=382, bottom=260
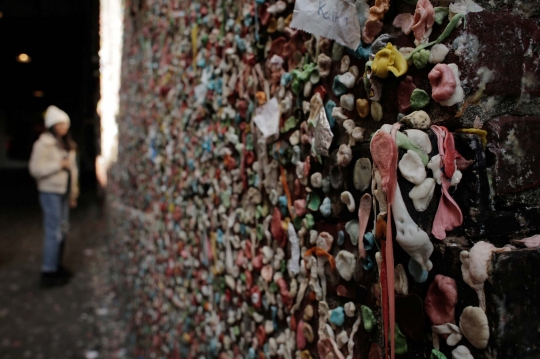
left=17, top=53, right=31, bottom=63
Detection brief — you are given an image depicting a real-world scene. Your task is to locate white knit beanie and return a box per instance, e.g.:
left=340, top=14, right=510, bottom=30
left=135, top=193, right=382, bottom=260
left=44, top=105, right=70, bottom=129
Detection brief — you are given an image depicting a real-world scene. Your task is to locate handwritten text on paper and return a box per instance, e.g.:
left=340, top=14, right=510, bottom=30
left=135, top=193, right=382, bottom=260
left=290, top=0, right=361, bottom=50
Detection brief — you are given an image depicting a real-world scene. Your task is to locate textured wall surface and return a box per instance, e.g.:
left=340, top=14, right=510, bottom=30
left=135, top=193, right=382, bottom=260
left=108, top=0, right=540, bottom=358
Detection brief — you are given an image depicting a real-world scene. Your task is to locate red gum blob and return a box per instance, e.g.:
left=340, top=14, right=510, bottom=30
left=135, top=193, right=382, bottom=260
left=393, top=13, right=414, bottom=35
left=372, top=124, right=401, bottom=359
left=271, top=207, right=286, bottom=246
left=269, top=37, right=287, bottom=57
left=276, top=277, right=290, bottom=306
left=236, top=250, right=245, bottom=267
left=294, top=199, right=307, bottom=217
left=456, top=154, right=474, bottom=171
left=429, top=64, right=457, bottom=103
left=314, top=85, right=327, bottom=100
left=357, top=193, right=372, bottom=259
left=257, top=3, right=271, bottom=27
left=283, top=30, right=305, bottom=59
left=337, top=285, right=349, bottom=297
left=370, top=131, right=398, bottom=201
left=432, top=179, right=463, bottom=239
left=412, top=0, right=435, bottom=43
left=514, top=234, right=540, bottom=247
left=362, top=20, right=384, bottom=44
left=431, top=125, right=463, bottom=240
left=244, top=240, right=252, bottom=259
left=443, top=128, right=458, bottom=179
left=252, top=254, right=263, bottom=270
left=425, top=274, right=458, bottom=325
left=432, top=125, right=457, bottom=179
left=318, top=338, right=345, bottom=359
left=304, top=156, right=311, bottom=177
left=256, top=324, right=266, bottom=344
left=293, top=179, right=302, bottom=197
left=369, top=343, right=383, bottom=359
left=290, top=314, right=297, bottom=331
left=398, top=76, right=416, bottom=113
left=244, top=270, right=253, bottom=289
left=297, top=320, right=306, bottom=350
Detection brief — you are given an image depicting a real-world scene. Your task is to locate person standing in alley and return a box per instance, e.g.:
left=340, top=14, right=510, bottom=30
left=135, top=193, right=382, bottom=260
left=29, top=105, right=79, bottom=287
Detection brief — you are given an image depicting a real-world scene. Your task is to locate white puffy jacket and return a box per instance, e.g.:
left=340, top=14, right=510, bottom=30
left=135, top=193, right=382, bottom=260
left=29, top=132, right=79, bottom=200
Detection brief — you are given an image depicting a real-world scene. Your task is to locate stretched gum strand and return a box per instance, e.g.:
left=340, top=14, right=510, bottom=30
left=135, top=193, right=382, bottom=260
left=405, top=13, right=464, bottom=61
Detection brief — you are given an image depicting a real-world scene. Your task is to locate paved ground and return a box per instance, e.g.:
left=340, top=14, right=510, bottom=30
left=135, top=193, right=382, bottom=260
left=0, top=169, right=126, bottom=359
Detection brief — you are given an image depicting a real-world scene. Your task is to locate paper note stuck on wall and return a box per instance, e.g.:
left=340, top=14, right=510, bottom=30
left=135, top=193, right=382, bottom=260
left=290, top=0, right=361, bottom=50
left=253, top=97, right=280, bottom=138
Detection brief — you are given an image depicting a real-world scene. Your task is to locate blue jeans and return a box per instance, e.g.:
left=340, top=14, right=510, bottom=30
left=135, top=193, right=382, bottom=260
left=39, top=192, right=69, bottom=272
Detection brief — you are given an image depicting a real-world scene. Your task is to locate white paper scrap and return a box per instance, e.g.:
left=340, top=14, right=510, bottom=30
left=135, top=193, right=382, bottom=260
left=253, top=97, right=280, bottom=138
left=290, top=0, right=361, bottom=50
left=287, top=223, right=301, bottom=275
left=194, top=83, right=208, bottom=104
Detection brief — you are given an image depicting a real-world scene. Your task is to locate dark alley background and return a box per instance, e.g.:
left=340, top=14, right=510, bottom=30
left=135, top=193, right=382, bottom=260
left=0, top=0, right=100, bottom=204
left=0, top=1, right=126, bottom=358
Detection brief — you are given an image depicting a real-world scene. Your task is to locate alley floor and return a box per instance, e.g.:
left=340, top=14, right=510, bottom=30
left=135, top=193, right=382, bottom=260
left=0, top=169, right=127, bottom=359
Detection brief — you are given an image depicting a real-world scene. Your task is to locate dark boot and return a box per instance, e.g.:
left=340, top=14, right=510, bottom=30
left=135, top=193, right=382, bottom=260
left=40, top=271, right=70, bottom=288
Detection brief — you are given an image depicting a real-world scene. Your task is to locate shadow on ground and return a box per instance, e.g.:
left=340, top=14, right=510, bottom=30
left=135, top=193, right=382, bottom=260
left=0, top=169, right=126, bottom=359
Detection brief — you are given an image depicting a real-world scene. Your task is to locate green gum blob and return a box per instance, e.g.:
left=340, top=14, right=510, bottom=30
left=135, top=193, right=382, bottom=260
left=245, top=133, right=254, bottom=151
left=256, top=224, right=264, bottom=241
left=299, top=63, right=318, bottom=82
left=304, top=214, right=315, bottom=230
left=291, top=63, right=318, bottom=95
left=307, top=193, right=321, bottom=211
left=431, top=349, right=447, bottom=359
left=281, top=116, right=299, bottom=133
left=269, top=282, right=278, bottom=293
left=410, top=89, right=430, bottom=111
left=361, top=305, right=376, bottom=332
left=395, top=131, right=429, bottom=165
left=259, top=203, right=269, bottom=217
left=221, top=191, right=231, bottom=208
left=201, top=34, right=209, bottom=46
left=395, top=324, right=408, bottom=355
left=219, top=277, right=225, bottom=290
left=332, top=42, right=344, bottom=61
left=291, top=79, right=302, bottom=96
left=413, top=49, right=430, bottom=69
left=434, top=7, right=449, bottom=25
left=293, top=216, right=303, bottom=231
